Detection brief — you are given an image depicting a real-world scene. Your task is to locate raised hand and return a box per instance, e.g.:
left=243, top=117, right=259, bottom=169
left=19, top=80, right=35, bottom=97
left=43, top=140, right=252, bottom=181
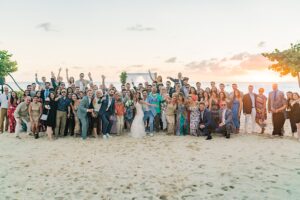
left=88, top=72, right=91, bottom=77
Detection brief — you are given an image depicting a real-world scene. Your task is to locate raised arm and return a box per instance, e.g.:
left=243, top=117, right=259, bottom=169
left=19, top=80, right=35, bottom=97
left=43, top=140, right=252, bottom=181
left=66, top=68, right=70, bottom=84
left=57, top=67, right=62, bottom=80
left=88, top=72, right=93, bottom=82
left=101, top=75, right=106, bottom=91
left=148, top=69, right=155, bottom=82
left=35, top=73, right=42, bottom=86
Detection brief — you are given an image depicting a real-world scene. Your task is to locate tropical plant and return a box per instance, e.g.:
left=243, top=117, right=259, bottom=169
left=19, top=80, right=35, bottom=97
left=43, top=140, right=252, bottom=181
left=262, top=43, right=300, bottom=87
left=0, top=50, right=18, bottom=81
left=120, top=71, right=127, bottom=85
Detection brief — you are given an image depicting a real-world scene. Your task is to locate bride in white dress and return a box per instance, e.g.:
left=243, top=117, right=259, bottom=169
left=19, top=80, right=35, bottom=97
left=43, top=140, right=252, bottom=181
left=130, top=92, right=156, bottom=138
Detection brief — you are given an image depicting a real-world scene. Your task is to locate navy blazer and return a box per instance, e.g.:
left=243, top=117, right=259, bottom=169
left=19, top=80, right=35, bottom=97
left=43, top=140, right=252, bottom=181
left=99, top=95, right=115, bottom=116
left=199, top=108, right=212, bottom=128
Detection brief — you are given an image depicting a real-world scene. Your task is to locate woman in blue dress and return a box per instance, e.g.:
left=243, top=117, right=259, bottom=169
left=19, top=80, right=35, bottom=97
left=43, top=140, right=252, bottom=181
left=230, top=90, right=243, bottom=133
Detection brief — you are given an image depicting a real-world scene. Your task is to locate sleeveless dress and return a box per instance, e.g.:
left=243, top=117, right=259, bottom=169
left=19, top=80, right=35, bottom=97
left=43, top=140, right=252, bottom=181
left=130, top=102, right=146, bottom=138
left=232, top=99, right=240, bottom=129
left=31, top=102, right=42, bottom=123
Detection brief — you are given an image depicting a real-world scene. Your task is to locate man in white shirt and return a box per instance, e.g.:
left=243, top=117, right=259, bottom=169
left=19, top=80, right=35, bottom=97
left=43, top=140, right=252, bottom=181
left=0, top=86, right=10, bottom=133
left=243, top=85, right=257, bottom=134
left=75, top=72, right=93, bottom=91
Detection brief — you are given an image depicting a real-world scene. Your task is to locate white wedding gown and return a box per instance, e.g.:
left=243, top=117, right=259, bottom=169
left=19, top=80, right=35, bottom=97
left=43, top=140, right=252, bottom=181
left=130, top=102, right=146, bottom=138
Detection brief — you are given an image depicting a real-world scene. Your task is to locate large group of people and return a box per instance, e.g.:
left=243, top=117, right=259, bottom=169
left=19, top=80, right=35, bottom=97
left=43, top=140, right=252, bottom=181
left=0, top=68, right=299, bottom=141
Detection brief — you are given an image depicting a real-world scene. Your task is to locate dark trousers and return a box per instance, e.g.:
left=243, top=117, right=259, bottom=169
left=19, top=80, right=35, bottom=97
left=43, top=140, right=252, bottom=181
left=272, top=112, right=285, bottom=136
left=154, top=113, right=161, bottom=132
left=216, top=124, right=231, bottom=137
left=102, top=113, right=113, bottom=135
left=199, top=125, right=211, bottom=137
left=288, top=111, right=297, bottom=133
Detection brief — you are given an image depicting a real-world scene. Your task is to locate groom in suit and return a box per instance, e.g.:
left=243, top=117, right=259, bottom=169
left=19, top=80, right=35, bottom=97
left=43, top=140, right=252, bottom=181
left=99, top=88, right=115, bottom=139
left=77, top=89, right=94, bottom=140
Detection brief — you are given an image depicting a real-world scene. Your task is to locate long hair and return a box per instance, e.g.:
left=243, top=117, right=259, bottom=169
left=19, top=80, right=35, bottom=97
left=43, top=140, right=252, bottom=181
left=10, top=91, right=18, bottom=105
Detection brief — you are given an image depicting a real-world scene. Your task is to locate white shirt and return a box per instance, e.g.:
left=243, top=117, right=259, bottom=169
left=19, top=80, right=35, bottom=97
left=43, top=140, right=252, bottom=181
left=0, top=93, right=9, bottom=109
left=249, top=92, right=255, bottom=108
left=222, top=109, right=227, bottom=124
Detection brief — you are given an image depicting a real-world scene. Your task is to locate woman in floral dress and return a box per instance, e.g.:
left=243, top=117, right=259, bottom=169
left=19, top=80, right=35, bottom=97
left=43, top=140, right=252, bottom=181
left=255, top=88, right=267, bottom=134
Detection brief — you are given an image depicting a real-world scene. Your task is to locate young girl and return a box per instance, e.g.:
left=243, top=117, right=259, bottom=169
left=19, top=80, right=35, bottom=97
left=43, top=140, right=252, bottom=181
left=115, top=92, right=126, bottom=136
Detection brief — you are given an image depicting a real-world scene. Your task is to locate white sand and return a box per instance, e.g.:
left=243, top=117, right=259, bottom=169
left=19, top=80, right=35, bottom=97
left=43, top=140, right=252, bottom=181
left=0, top=116, right=300, bottom=200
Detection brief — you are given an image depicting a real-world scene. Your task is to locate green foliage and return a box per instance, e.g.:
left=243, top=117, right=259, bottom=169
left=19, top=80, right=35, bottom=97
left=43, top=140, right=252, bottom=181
left=119, top=71, right=127, bottom=85
left=262, top=43, right=300, bottom=77
left=0, top=50, right=18, bottom=79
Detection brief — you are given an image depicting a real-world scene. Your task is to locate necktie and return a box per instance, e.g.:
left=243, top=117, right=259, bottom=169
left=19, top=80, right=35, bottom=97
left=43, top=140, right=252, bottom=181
left=273, top=91, right=277, bottom=100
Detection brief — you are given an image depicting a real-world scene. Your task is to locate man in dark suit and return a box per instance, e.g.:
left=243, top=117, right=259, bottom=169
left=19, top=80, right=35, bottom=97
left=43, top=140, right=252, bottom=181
left=216, top=101, right=235, bottom=139
left=198, top=101, right=213, bottom=140
left=77, top=89, right=94, bottom=140
left=243, top=85, right=257, bottom=134
left=99, top=89, right=115, bottom=139
left=40, top=82, right=54, bottom=102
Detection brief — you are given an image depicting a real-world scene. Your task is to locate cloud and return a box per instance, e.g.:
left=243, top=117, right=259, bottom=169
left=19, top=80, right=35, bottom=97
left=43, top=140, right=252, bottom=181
left=126, top=24, right=155, bottom=31
left=36, top=22, right=57, bottom=32
left=257, top=41, right=266, bottom=48
left=165, top=57, right=177, bottom=63
left=185, top=52, right=270, bottom=76
left=71, top=66, right=83, bottom=70
left=230, top=52, right=250, bottom=60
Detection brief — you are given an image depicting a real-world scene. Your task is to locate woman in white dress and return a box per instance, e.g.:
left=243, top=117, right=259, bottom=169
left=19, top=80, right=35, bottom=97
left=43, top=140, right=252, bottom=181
left=130, top=92, right=156, bottom=138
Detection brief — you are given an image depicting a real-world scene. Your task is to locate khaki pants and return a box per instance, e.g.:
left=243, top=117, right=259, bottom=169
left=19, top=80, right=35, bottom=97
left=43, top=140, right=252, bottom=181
left=116, top=115, right=124, bottom=135
left=55, top=111, right=67, bottom=137
left=15, top=116, right=31, bottom=137
left=0, top=108, right=9, bottom=132
left=166, top=115, right=175, bottom=135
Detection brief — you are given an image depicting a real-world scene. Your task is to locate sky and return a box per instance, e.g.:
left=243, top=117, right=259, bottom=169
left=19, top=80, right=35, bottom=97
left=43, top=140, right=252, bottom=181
left=1, top=0, right=300, bottom=83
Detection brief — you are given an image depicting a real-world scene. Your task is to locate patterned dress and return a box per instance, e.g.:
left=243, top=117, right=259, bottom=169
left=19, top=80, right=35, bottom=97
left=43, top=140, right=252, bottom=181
left=176, top=103, right=188, bottom=136
left=7, top=102, right=18, bottom=133
left=189, top=105, right=200, bottom=136
left=255, top=94, right=267, bottom=127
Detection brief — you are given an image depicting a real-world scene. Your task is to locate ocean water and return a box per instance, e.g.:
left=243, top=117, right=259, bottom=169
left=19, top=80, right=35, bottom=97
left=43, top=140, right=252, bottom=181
left=4, top=81, right=300, bottom=94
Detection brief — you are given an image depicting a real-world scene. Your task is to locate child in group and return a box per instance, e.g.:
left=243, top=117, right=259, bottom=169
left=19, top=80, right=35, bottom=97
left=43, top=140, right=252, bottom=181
left=115, top=92, right=126, bottom=136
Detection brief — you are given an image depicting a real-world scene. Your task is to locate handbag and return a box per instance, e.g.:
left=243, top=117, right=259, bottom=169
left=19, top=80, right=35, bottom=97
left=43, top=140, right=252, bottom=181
left=40, top=110, right=49, bottom=121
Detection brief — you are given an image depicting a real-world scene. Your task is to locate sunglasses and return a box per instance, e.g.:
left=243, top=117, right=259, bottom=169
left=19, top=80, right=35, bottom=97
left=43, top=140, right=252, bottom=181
left=61, top=91, right=66, bottom=93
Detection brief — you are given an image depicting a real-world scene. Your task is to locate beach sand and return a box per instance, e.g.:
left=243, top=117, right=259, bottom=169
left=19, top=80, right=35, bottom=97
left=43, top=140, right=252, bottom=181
left=0, top=116, right=300, bottom=200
